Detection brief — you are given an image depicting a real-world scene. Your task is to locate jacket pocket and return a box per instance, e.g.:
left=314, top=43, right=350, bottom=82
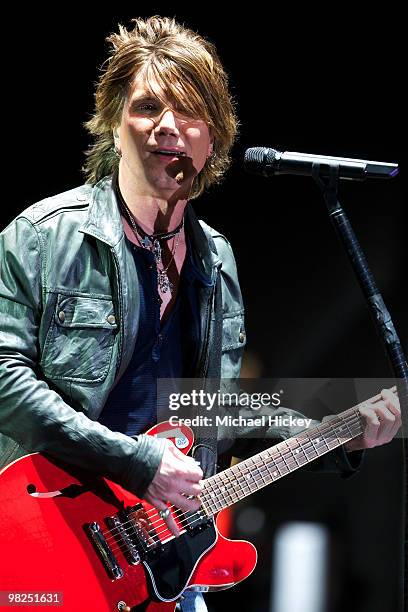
left=40, top=293, right=117, bottom=383
left=222, top=311, right=246, bottom=352
left=221, top=312, right=246, bottom=380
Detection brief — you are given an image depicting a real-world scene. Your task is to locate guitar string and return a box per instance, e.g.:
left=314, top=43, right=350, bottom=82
left=102, top=410, right=362, bottom=549
left=101, top=410, right=363, bottom=553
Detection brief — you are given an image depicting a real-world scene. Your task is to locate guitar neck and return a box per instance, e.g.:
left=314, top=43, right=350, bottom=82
left=201, top=403, right=365, bottom=517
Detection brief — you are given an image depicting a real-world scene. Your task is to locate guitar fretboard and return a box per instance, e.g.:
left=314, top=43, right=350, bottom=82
left=200, top=405, right=363, bottom=516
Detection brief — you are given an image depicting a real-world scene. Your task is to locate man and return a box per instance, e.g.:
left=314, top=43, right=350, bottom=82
left=0, top=16, right=401, bottom=611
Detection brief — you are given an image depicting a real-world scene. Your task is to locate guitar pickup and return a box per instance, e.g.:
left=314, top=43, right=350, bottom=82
left=126, top=503, right=160, bottom=558
left=86, top=521, right=124, bottom=579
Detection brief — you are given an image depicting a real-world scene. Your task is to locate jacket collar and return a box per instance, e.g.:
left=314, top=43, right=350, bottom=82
left=79, top=175, right=221, bottom=273
left=79, top=176, right=123, bottom=247
left=185, top=205, right=222, bottom=277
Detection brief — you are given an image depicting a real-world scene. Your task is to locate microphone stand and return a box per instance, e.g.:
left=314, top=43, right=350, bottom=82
left=312, top=163, right=408, bottom=611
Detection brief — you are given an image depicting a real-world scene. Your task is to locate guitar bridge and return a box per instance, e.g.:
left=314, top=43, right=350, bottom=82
left=86, top=521, right=124, bottom=579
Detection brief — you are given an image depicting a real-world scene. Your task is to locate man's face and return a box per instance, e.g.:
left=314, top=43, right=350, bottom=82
left=116, top=72, right=213, bottom=198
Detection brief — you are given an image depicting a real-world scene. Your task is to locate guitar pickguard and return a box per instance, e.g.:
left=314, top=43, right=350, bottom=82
left=144, top=518, right=217, bottom=601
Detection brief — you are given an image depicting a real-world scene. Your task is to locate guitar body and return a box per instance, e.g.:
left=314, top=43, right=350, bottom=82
left=0, top=423, right=257, bottom=611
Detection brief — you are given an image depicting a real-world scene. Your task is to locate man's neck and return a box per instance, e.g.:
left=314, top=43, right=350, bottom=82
left=117, top=167, right=188, bottom=235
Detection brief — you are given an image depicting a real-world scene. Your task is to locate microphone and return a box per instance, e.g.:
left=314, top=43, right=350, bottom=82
left=244, top=148, right=399, bottom=180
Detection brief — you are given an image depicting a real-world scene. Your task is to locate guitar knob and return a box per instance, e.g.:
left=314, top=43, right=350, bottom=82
left=117, top=602, right=131, bottom=612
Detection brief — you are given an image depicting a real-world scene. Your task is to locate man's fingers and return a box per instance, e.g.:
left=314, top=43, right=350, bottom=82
left=178, top=481, right=202, bottom=497
left=376, top=405, right=398, bottom=442
left=168, top=492, right=202, bottom=513
left=321, top=415, right=336, bottom=423
left=168, top=445, right=204, bottom=480
left=340, top=389, right=400, bottom=450
left=153, top=499, right=180, bottom=537
left=158, top=476, right=202, bottom=498
left=380, top=402, right=402, bottom=440
left=376, top=404, right=396, bottom=422
left=380, top=388, right=400, bottom=410
left=359, top=404, right=381, bottom=446
left=380, top=389, right=401, bottom=427
left=359, top=393, right=401, bottom=446
left=360, top=403, right=381, bottom=426
left=144, top=443, right=204, bottom=529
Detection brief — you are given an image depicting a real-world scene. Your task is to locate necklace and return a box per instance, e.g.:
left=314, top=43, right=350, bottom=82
left=114, top=175, right=184, bottom=294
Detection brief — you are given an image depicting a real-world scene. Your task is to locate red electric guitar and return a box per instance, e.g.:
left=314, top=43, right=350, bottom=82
left=0, top=390, right=391, bottom=611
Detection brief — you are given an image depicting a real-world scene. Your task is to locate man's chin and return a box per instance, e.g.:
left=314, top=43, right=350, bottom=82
left=147, top=178, right=187, bottom=199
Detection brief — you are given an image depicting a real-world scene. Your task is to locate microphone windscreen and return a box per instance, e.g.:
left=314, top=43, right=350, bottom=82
left=244, top=147, right=278, bottom=175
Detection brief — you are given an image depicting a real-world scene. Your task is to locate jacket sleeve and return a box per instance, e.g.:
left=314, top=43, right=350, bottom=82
left=0, top=216, right=164, bottom=497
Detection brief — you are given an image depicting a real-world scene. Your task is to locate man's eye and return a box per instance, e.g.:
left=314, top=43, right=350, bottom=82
left=137, top=103, right=158, bottom=112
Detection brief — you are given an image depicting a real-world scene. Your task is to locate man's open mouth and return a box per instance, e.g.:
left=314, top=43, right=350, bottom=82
left=152, top=150, right=186, bottom=157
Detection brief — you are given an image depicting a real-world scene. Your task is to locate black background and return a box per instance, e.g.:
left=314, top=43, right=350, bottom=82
left=3, top=5, right=406, bottom=611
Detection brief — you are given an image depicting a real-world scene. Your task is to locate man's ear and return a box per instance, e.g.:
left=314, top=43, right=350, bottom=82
left=113, top=127, right=121, bottom=155
left=208, top=135, right=215, bottom=158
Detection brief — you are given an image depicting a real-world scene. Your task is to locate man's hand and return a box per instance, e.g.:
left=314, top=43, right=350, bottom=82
left=344, top=388, right=401, bottom=452
left=144, top=439, right=203, bottom=536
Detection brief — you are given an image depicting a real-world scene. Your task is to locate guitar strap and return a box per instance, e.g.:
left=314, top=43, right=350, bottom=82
left=191, top=232, right=223, bottom=479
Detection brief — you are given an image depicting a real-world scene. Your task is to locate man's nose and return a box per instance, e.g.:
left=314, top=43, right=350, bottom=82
left=155, top=108, right=180, bottom=136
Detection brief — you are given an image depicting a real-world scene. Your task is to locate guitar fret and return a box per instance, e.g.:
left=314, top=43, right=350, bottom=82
left=258, top=456, right=275, bottom=484
left=291, top=439, right=309, bottom=465
left=254, top=456, right=270, bottom=486
left=257, top=453, right=279, bottom=483
left=237, top=462, right=257, bottom=497
left=229, top=465, right=247, bottom=501
left=324, top=428, right=340, bottom=450
left=309, top=433, right=321, bottom=457
left=208, top=481, right=223, bottom=512
left=278, top=442, right=296, bottom=470
left=289, top=445, right=303, bottom=470
left=257, top=450, right=285, bottom=482
left=249, top=457, right=266, bottom=490
left=218, top=472, right=238, bottom=506
left=331, top=419, right=348, bottom=446
left=270, top=454, right=283, bottom=478
left=204, top=477, right=224, bottom=513
left=277, top=446, right=292, bottom=474
left=274, top=453, right=288, bottom=478
left=253, top=451, right=274, bottom=482
left=320, top=432, right=331, bottom=452
left=338, top=413, right=355, bottom=440
left=235, top=463, right=256, bottom=498
left=305, top=434, right=319, bottom=459
left=241, top=460, right=260, bottom=494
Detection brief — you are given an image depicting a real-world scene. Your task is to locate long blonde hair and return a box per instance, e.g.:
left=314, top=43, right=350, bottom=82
left=83, top=16, right=238, bottom=199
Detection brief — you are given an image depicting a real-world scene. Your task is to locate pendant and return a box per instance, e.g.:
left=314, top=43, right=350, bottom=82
left=152, top=239, right=162, bottom=264
left=141, top=235, right=153, bottom=249
left=158, top=270, right=173, bottom=294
